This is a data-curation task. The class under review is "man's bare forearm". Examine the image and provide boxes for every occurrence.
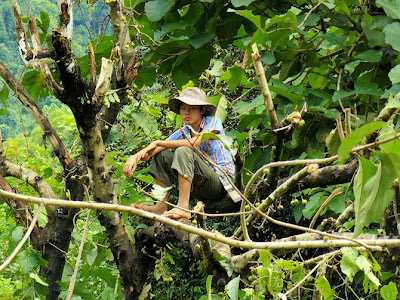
[156,136,201,150]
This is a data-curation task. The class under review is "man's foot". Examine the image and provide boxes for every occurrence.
[163,207,191,220]
[131,203,168,215]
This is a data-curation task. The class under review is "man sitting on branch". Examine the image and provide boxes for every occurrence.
[123,87,235,219]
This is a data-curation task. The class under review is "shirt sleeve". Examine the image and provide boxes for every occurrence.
[204,117,224,134]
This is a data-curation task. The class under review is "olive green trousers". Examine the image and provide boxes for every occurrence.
[148,146,226,202]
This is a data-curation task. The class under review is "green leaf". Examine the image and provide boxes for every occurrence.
[376,0,400,20]
[213,250,234,276]
[215,95,228,123]
[144,0,175,22]
[315,276,334,300]
[353,157,377,226]
[340,247,360,281]
[20,250,39,273]
[91,267,116,288]
[337,121,388,162]
[151,184,172,200]
[354,50,383,63]
[381,282,398,300]
[135,67,156,88]
[356,255,380,287]
[354,152,398,237]
[86,247,98,266]
[207,61,224,77]
[388,65,400,84]
[29,273,48,286]
[12,226,24,241]
[206,275,213,298]
[230,9,262,29]
[383,23,400,52]
[40,11,50,32]
[190,32,215,49]
[231,0,256,7]
[0,80,9,108]
[130,112,159,136]
[226,276,240,300]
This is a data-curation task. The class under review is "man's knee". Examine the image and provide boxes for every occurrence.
[174,146,194,159]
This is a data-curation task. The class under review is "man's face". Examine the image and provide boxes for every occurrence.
[179,103,205,127]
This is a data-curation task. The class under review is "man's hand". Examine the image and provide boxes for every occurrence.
[123,142,159,178]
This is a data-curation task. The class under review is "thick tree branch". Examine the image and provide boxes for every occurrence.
[28,17,63,97]
[13,3,55,66]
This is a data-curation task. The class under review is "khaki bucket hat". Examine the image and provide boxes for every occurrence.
[169,87,217,117]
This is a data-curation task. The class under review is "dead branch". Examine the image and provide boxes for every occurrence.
[251,43,279,129]
[28,17,63,97]
[88,43,97,94]
[57,0,74,40]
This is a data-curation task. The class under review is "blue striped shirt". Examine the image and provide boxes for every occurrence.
[167,117,235,178]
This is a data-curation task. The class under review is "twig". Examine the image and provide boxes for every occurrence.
[2,189,398,250]
[251,43,280,129]
[297,2,322,29]
[309,187,342,229]
[281,250,340,298]
[335,203,354,228]
[0,204,43,271]
[394,187,400,235]
[66,210,91,300]
[345,108,352,136]
[239,164,319,241]
[337,112,345,141]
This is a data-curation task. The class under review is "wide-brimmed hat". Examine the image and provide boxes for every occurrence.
[169,87,217,117]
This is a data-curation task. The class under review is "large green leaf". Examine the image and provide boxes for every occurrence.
[231,0,256,7]
[376,0,400,20]
[226,276,240,300]
[340,247,360,281]
[353,152,399,237]
[144,0,175,22]
[353,157,377,227]
[229,9,262,29]
[315,276,334,300]
[383,22,400,52]
[381,282,398,300]
[337,121,388,162]
[356,255,380,287]
[388,65,400,84]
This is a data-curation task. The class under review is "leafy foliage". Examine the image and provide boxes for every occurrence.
[1,0,400,298]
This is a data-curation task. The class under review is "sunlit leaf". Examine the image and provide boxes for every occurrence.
[356,255,380,287]
[315,276,334,300]
[144,0,175,22]
[381,282,398,300]
[353,152,399,237]
[376,0,400,20]
[383,23,400,52]
[340,247,360,281]
[388,65,400,84]
[29,273,48,286]
[231,0,256,7]
[226,276,240,300]
[338,121,388,162]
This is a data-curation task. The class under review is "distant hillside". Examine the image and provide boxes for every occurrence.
[0,0,111,138]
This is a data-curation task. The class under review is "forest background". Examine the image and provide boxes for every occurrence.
[0,0,400,299]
